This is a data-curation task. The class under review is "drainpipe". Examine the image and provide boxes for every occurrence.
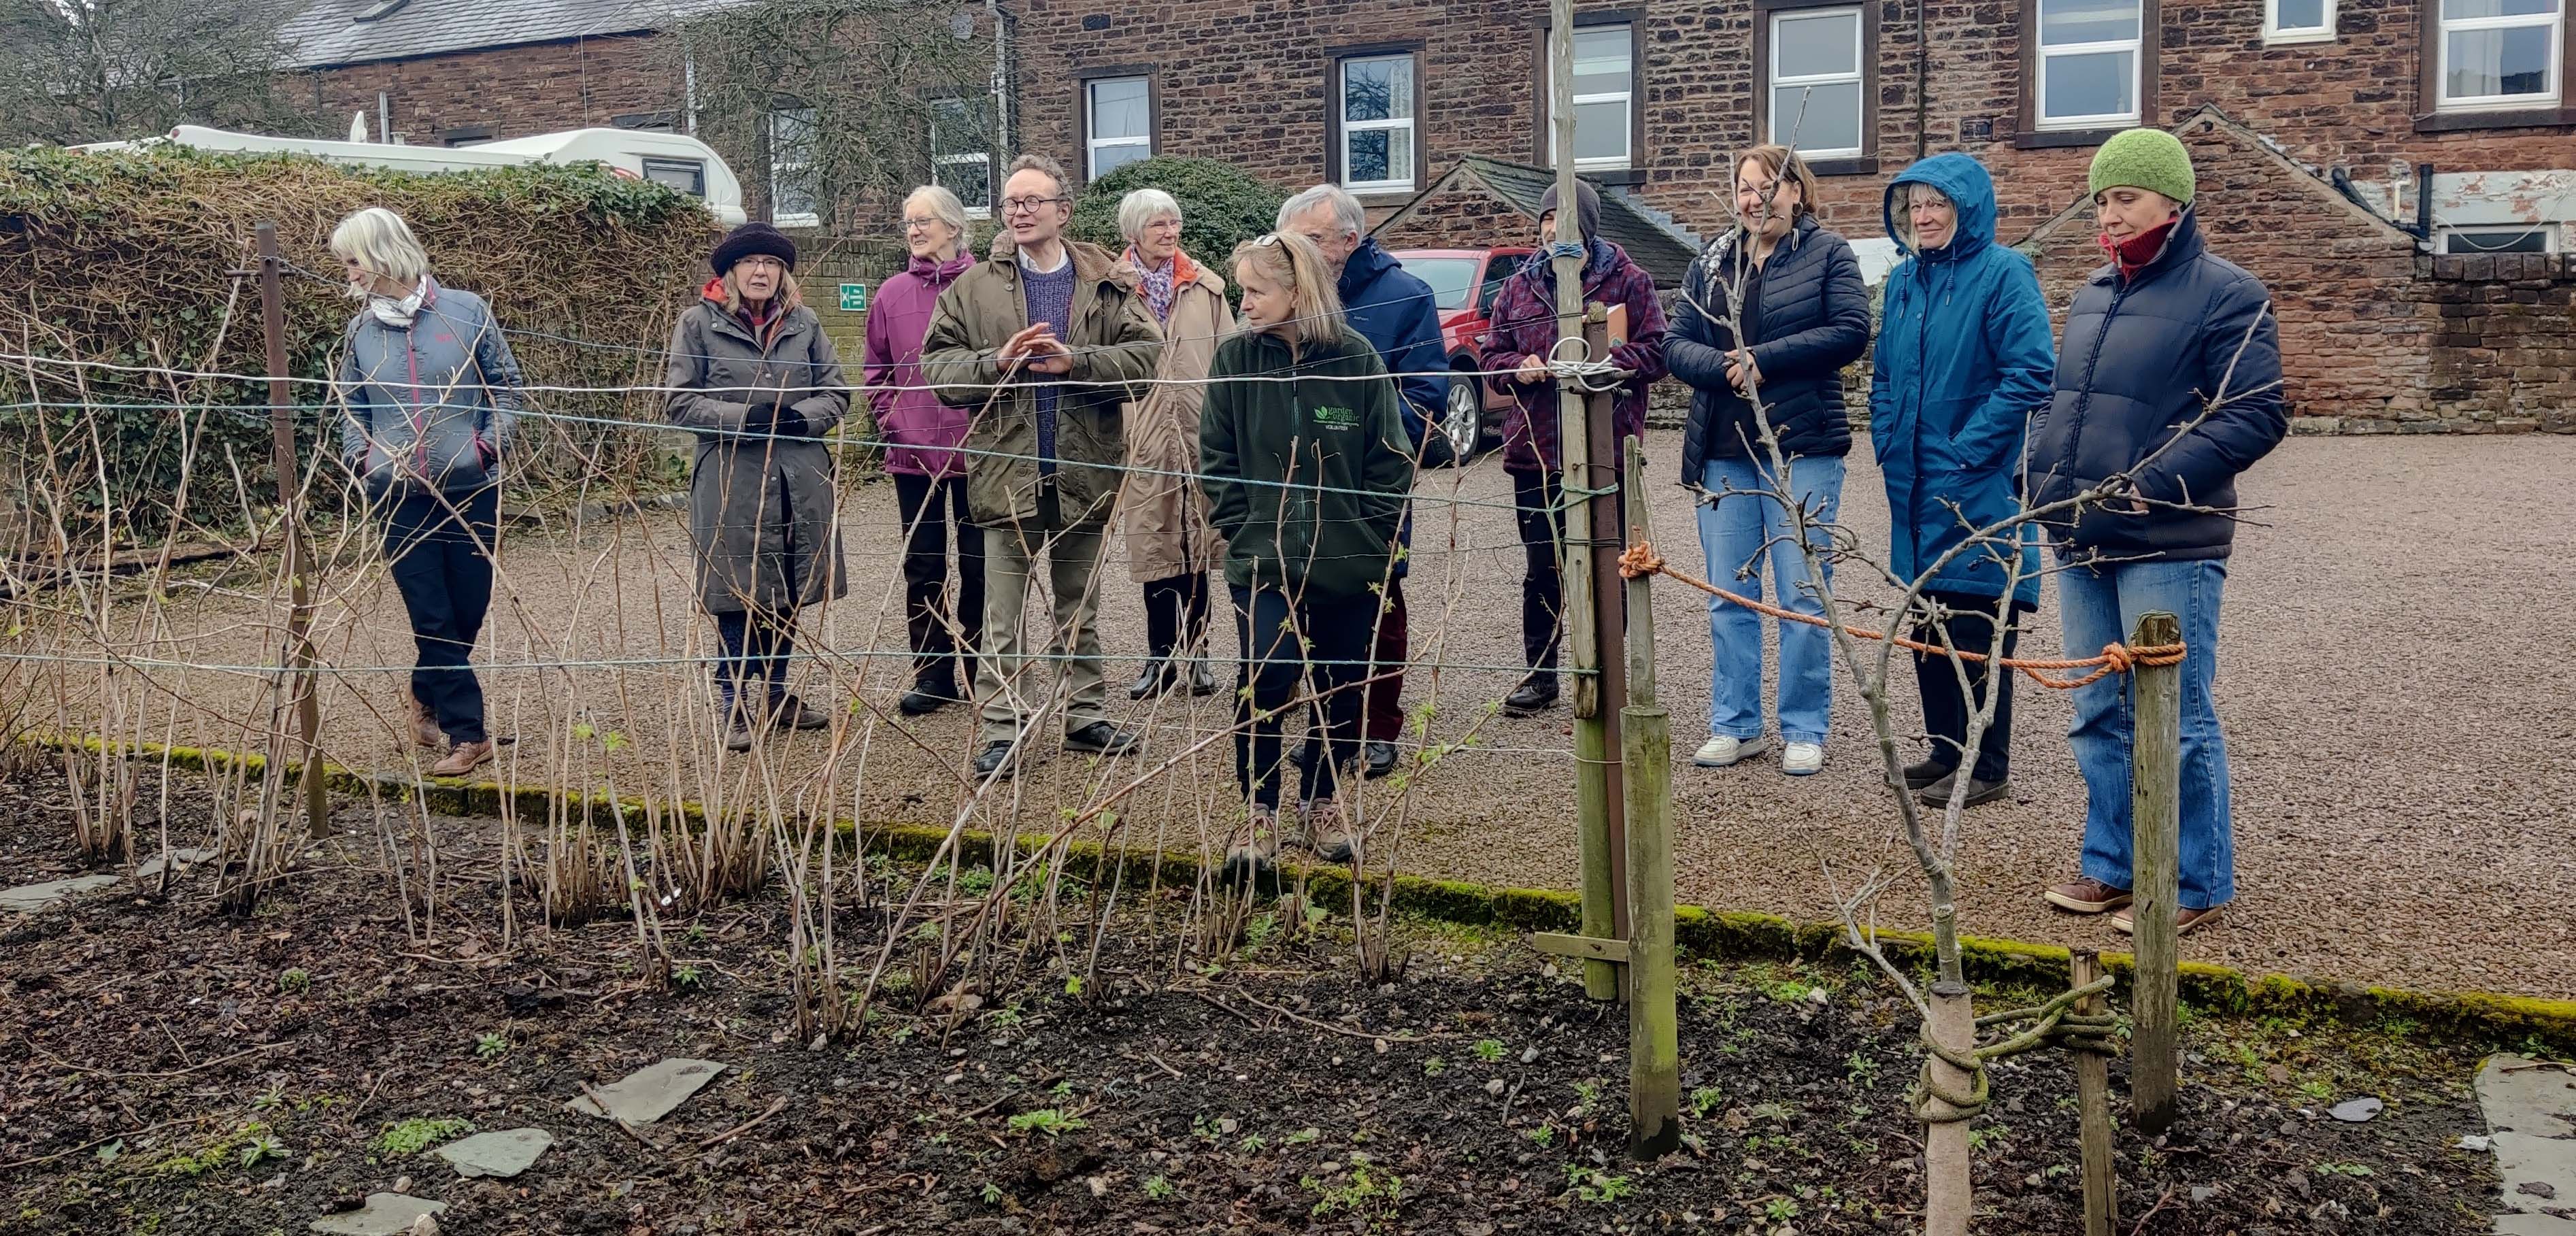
[1915,0,1929,161]
[988,0,1012,155]
[377,90,393,145]
[2413,162,2435,243]
[684,44,700,135]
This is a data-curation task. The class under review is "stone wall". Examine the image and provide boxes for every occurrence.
[2415,254,2576,433]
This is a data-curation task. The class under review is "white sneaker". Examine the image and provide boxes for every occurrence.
[1781,741,1826,776]
[1691,734,1771,767]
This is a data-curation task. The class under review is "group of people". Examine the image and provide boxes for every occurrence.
[330,126,2282,931]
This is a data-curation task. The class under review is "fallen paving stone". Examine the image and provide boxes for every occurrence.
[2328,1097,2383,1122]
[2476,1055,2576,1235]
[133,847,216,880]
[310,1193,447,1235]
[565,1058,726,1124]
[0,874,121,914]
[432,1128,552,1178]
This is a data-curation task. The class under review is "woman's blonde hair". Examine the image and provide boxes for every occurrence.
[720,267,804,317]
[329,207,432,297]
[1230,231,1342,352]
[1732,144,1822,223]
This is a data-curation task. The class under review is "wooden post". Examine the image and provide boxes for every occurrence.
[1922,980,1978,1236]
[2128,610,2183,1133]
[257,224,330,840]
[2071,949,2118,1236]
[1620,435,1678,1158]
[1550,0,1626,1003]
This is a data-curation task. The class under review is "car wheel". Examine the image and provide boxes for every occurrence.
[1440,373,1483,467]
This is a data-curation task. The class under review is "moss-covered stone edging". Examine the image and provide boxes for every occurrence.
[30,731,2576,1052]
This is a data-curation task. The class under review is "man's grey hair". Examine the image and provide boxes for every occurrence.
[1003,152,1069,195]
[1117,188,1183,244]
[1277,184,1365,239]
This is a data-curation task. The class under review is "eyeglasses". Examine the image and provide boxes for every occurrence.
[999,195,1068,216]
[1252,233,1284,248]
[737,256,787,271]
[901,217,943,231]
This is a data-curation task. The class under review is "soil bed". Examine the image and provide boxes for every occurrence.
[0,767,2509,1235]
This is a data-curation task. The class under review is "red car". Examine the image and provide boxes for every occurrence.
[1392,246,1533,465]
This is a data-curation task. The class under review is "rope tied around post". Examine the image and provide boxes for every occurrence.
[1616,540,2185,689]
[1909,975,2120,1124]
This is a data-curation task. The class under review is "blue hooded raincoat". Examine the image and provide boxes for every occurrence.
[1869,153,2055,607]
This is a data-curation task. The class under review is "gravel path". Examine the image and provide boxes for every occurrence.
[15,430,2573,999]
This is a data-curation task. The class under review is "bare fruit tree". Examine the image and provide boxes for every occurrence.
[0,0,316,146]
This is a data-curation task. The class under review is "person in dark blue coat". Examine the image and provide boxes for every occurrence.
[2029,129,2287,937]
[1667,146,1871,778]
[1869,153,2056,811]
[1279,184,1443,780]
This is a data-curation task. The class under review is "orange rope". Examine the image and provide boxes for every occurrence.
[1617,541,2184,690]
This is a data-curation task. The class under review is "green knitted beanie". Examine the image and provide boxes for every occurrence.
[2088,129,2196,205]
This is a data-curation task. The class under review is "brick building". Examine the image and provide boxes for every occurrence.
[269,0,2576,427]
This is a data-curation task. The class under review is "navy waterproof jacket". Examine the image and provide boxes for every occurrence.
[1870,154,2054,607]
[2025,207,2286,562]
[1669,214,1871,483]
[1336,237,1443,578]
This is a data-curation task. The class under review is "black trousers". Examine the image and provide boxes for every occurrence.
[1509,468,1627,675]
[1233,584,1372,809]
[385,486,498,744]
[715,607,797,711]
[893,471,984,689]
[1142,569,1211,660]
[1911,589,2022,783]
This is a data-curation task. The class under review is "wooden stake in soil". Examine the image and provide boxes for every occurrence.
[1619,435,1679,1158]
[1923,980,1978,1236]
[2126,610,2183,1133]
[2071,948,2118,1236]
[256,222,329,841]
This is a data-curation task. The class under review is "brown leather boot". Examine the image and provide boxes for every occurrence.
[407,692,444,749]
[2042,876,2132,914]
[2112,904,2224,935]
[429,739,494,778]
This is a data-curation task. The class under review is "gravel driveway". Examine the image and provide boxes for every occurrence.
[15,429,2573,999]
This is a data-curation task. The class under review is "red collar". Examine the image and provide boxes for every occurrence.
[2098,218,2178,282]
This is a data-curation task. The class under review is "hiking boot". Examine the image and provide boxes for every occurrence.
[769,695,831,731]
[1918,771,2011,809]
[405,692,444,749]
[1902,757,1954,791]
[1302,797,1358,864]
[1221,805,1282,884]
[429,738,494,778]
[972,740,1018,781]
[2043,876,2133,914]
[1362,740,1397,780]
[1692,734,1771,768]
[721,707,758,753]
[1781,741,1826,776]
[899,673,961,716]
[1502,676,1559,717]
[1064,720,1141,756]
[1188,658,1220,697]
[2111,903,2226,936]
[1128,658,1176,700]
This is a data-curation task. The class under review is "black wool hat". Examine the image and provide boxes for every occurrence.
[710,222,798,275]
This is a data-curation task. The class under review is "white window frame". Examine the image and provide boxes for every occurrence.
[1084,76,1154,180]
[1765,8,1866,156]
[1547,23,1637,171]
[2439,222,2561,252]
[929,97,993,220]
[2264,0,2337,42]
[2435,0,2564,111]
[767,106,820,229]
[2034,0,2145,129]
[1338,54,1418,193]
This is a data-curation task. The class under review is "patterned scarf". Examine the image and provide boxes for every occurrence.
[1129,248,1178,324]
[367,275,434,329]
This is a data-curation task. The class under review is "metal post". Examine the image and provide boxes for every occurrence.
[2128,610,2183,1133]
[258,223,329,839]
[1620,435,1678,1158]
[2071,948,2118,1236]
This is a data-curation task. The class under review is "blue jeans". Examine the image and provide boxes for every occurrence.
[2059,558,2234,909]
[1695,455,1845,746]
[714,608,797,714]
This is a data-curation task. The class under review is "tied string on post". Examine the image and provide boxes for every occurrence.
[1616,539,2186,690]
[1910,974,2119,1124]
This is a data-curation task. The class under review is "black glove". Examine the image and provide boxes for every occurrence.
[742,398,780,439]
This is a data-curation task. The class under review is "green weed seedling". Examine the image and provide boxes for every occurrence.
[1571,1079,1603,1115]
[1472,1039,1505,1063]
[371,1116,473,1158]
[1422,1056,1446,1077]
[1525,1125,1557,1148]
[1565,1165,1635,1203]
[1303,1157,1404,1227]
[979,1182,1003,1205]
[277,969,310,995]
[2315,1162,2375,1177]
[1143,1175,1175,1201]
[1765,1197,1803,1222]
[1690,1086,1725,1118]
[474,1032,509,1060]
[1006,1109,1086,1137]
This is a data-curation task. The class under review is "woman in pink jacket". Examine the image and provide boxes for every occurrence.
[865,185,983,716]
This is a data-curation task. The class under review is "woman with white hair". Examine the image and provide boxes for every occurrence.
[1114,188,1235,699]
[865,185,983,716]
[331,205,523,778]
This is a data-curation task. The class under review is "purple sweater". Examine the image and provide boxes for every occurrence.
[863,251,976,478]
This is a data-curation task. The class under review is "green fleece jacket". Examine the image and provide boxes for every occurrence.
[1199,324,1416,597]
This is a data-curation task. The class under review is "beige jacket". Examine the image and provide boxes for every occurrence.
[1118,254,1234,582]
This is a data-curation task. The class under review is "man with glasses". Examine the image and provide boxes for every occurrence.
[922,154,1164,780]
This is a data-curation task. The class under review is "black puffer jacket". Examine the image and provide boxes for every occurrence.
[1669,214,1871,482]
[2026,207,2286,562]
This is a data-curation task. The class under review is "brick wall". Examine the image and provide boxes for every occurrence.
[309,35,674,148]
[2420,254,2576,433]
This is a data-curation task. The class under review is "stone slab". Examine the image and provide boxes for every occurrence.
[432,1127,552,1178]
[564,1058,726,1124]
[134,847,216,879]
[2477,1054,2576,1235]
[310,1193,448,1235]
[0,874,120,914]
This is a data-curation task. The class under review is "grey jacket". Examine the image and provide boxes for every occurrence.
[337,283,522,499]
[663,295,850,615]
